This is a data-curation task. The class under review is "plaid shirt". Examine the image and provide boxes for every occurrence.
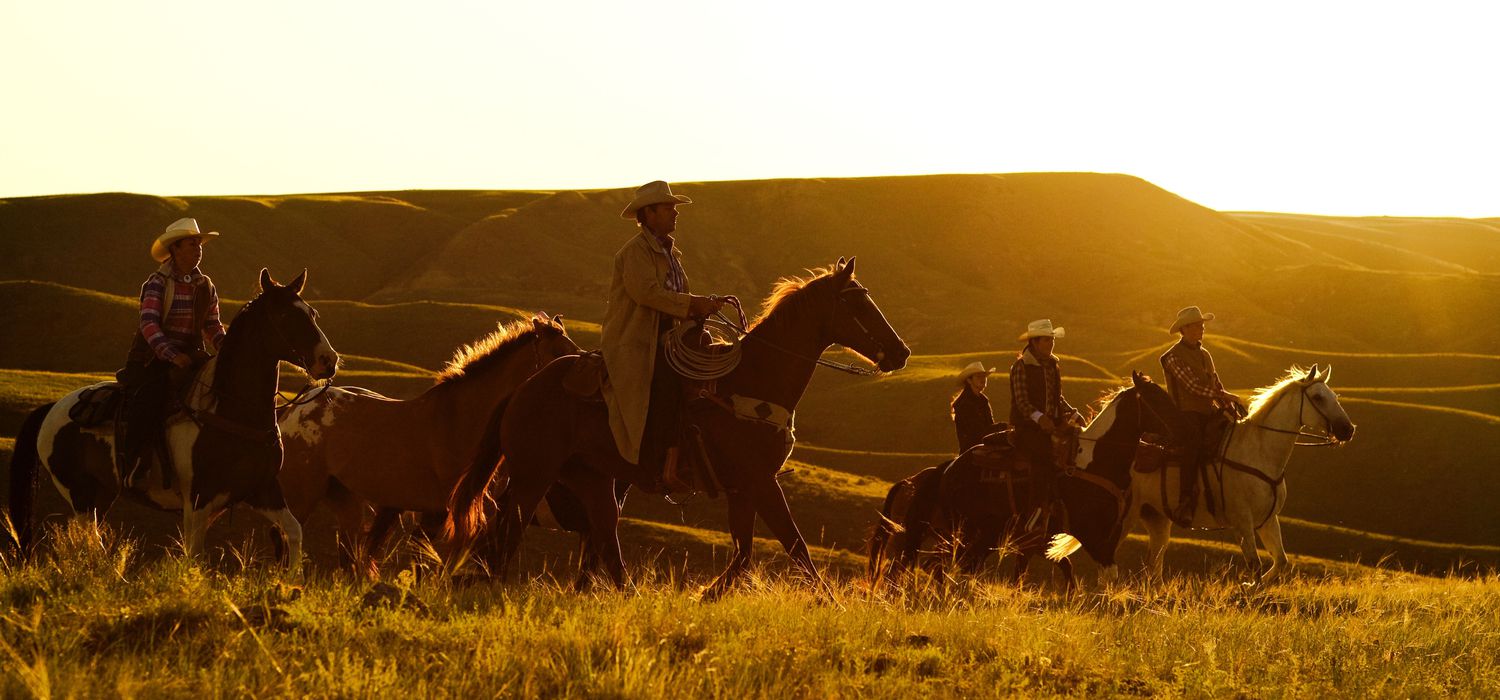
[139,263,225,361]
[1162,343,1223,400]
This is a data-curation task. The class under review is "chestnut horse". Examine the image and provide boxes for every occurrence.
[8,270,337,567]
[449,258,909,596]
[276,313,578,573]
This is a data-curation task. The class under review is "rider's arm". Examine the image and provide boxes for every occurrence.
[201,281,226,352]
[620,243,692,318]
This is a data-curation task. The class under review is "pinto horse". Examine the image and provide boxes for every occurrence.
[448,257,909,595]
[7,270,337,566]
[276,313,579,574]
[1123,364,1355,582]
[869,372,1187,590]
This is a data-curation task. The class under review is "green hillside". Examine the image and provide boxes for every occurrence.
[2,174,1497,572]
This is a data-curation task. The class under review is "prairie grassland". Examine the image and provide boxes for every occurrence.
[2,521,1496,699]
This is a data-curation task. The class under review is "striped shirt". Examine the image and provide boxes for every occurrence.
[139,264,225,361]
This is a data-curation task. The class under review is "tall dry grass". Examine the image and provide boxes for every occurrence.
[1,520,1495,698]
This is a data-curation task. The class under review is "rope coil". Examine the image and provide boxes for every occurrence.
[662,297,747,381]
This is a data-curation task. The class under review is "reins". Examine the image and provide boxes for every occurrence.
[663,288,887,381]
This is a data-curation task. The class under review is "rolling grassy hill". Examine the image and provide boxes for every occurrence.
[2,174,1497,574]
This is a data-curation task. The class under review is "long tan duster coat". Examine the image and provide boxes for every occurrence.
[602,230,692,464]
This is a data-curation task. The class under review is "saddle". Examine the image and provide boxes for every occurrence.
[561,350,608,399]
[69,384,126,427]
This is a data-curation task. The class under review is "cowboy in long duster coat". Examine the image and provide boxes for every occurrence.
[602,228,692,464]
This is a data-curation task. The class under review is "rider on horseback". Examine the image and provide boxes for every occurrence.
[952,361,1006,453]
[1160,305,1247,524]
[602,181,726,492]
[1008,319,1080,529]
[117,218,225,487]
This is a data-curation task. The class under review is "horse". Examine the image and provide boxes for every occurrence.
[275,313,579,575]
[448,257,910,596]
[6,269,338,567]
[1122,364,1356,582]
[869,371,1188,590]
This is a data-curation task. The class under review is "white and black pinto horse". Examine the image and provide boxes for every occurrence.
[6,269,338,568]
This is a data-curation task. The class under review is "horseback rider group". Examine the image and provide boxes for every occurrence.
[116,180,1241,517]
[948,311,1246,529]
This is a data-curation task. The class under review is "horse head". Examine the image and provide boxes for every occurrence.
[531,312,582,360]
[824,257,910,372]
[1301,364,1356,443]
[252,268,339,380]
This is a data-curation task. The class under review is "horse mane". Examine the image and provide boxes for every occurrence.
[212,291,270,394]
[1081,384,1132,427]
[751,266,842,330]
[1244,365,1308,423]
[435,317,545,385]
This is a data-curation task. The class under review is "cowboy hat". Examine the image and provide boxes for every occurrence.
[1168,306,1216,334]
[151,217,219,262]
[956,361,993,384]
[620,180,692,219]
[1018,319,1065,341]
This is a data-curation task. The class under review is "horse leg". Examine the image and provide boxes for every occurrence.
[484,471,552,581]
[1231,519,1263,582]
[1140,505,1173,580]
[749,475,827,593]
[255,507,304,575]
[1256,515,1289,582]
[960,523,1001,578]
[323,489,371,575]
[564,473,626,591]
[702,489,756,600]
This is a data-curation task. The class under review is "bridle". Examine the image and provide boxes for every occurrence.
[1248,382,1344,447]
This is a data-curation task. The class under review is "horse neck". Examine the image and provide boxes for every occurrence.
[725,313,826,410]
[213,317,282,426]
[1078,394,1136,483]
[1229,386,1301,474]
[422,335,538,440]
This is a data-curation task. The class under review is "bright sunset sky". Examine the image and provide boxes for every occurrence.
[3,1,1496,216]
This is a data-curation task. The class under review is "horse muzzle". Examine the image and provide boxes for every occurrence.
[877,345,911,372]
[1333,421,1356,444]
[310,352,339,380]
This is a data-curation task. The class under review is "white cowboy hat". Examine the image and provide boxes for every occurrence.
[151,217,219,262]
[956,361,993,384]
[619,180,692,219]
[1169,306,1216,334]
[1018,319,1065,341]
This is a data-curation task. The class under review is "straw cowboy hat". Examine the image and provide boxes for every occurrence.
[1018,319,1065,342]
[151,217,219,262]
[956,361,994,385]
[1168,306,1216,334]
[619,180,692,219]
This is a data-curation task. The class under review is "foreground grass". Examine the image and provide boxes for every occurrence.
[1,522,1496,698]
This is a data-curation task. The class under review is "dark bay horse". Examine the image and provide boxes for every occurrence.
[868,372,1187,590]
[276,313,579,574]
[7,270,338,567]
[449,257,909,595]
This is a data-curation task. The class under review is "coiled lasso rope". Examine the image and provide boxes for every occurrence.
[662,295,747,381]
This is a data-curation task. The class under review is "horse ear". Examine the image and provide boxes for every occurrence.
[258,268,276,293]
[1131,370,1144,387]
[1319,365,1333,383]
[1306,364,1320,382]
[551,314,565,331]
[836,256,846,269]
[844,256,856,276]
[287,269,307,295]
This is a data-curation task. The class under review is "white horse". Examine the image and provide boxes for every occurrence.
[1121,364,1356,581]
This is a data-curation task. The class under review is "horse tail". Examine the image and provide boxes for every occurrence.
[444,395,511,547]
[6,403,53,558]
[866,477,911,583]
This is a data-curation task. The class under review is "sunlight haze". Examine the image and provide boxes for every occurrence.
[2,0,1496,216]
